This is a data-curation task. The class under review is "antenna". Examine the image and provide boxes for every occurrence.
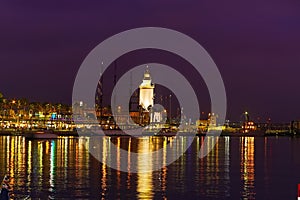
[113,61,117,119]
[129,71,133,111]
[100,62,104,122]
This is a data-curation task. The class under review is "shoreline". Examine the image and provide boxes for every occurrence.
[0,129,298,137]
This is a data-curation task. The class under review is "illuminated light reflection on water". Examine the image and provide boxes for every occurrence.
[0,136,300,199]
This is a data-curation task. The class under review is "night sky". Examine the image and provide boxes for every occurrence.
[0,1,300,122]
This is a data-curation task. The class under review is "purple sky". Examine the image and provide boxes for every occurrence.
[0,1,300,122]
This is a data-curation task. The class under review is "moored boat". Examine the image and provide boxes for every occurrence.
[23,130,58,139]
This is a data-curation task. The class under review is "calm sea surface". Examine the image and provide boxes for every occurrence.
[0,135,300,199]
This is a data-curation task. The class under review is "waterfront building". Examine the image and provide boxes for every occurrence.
[208,113,217,127]
[138,67,154,125]
[138,67,166,126]
[139,67,154,111]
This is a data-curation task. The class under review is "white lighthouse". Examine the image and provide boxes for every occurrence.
[139,67,154,111]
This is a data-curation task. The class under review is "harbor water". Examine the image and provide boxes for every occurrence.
[0,135,300,199]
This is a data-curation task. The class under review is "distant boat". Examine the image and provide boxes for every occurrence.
[23,130,58,139]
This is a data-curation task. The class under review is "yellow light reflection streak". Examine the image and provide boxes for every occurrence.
[38,141,43,186]
[137,138,153,199]
[27,140,32,186]
[127,138,131,190]
[241,137,255,199]
[101,137,107,198]
[116,137,121,189]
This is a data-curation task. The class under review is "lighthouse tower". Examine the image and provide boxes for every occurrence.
[139,67,154,111]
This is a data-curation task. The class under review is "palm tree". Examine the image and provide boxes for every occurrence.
[19,98,29,118]
[2,99,9,122]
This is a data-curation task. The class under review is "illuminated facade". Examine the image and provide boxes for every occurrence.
[139,67,154,111]
[208,113,217,127]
